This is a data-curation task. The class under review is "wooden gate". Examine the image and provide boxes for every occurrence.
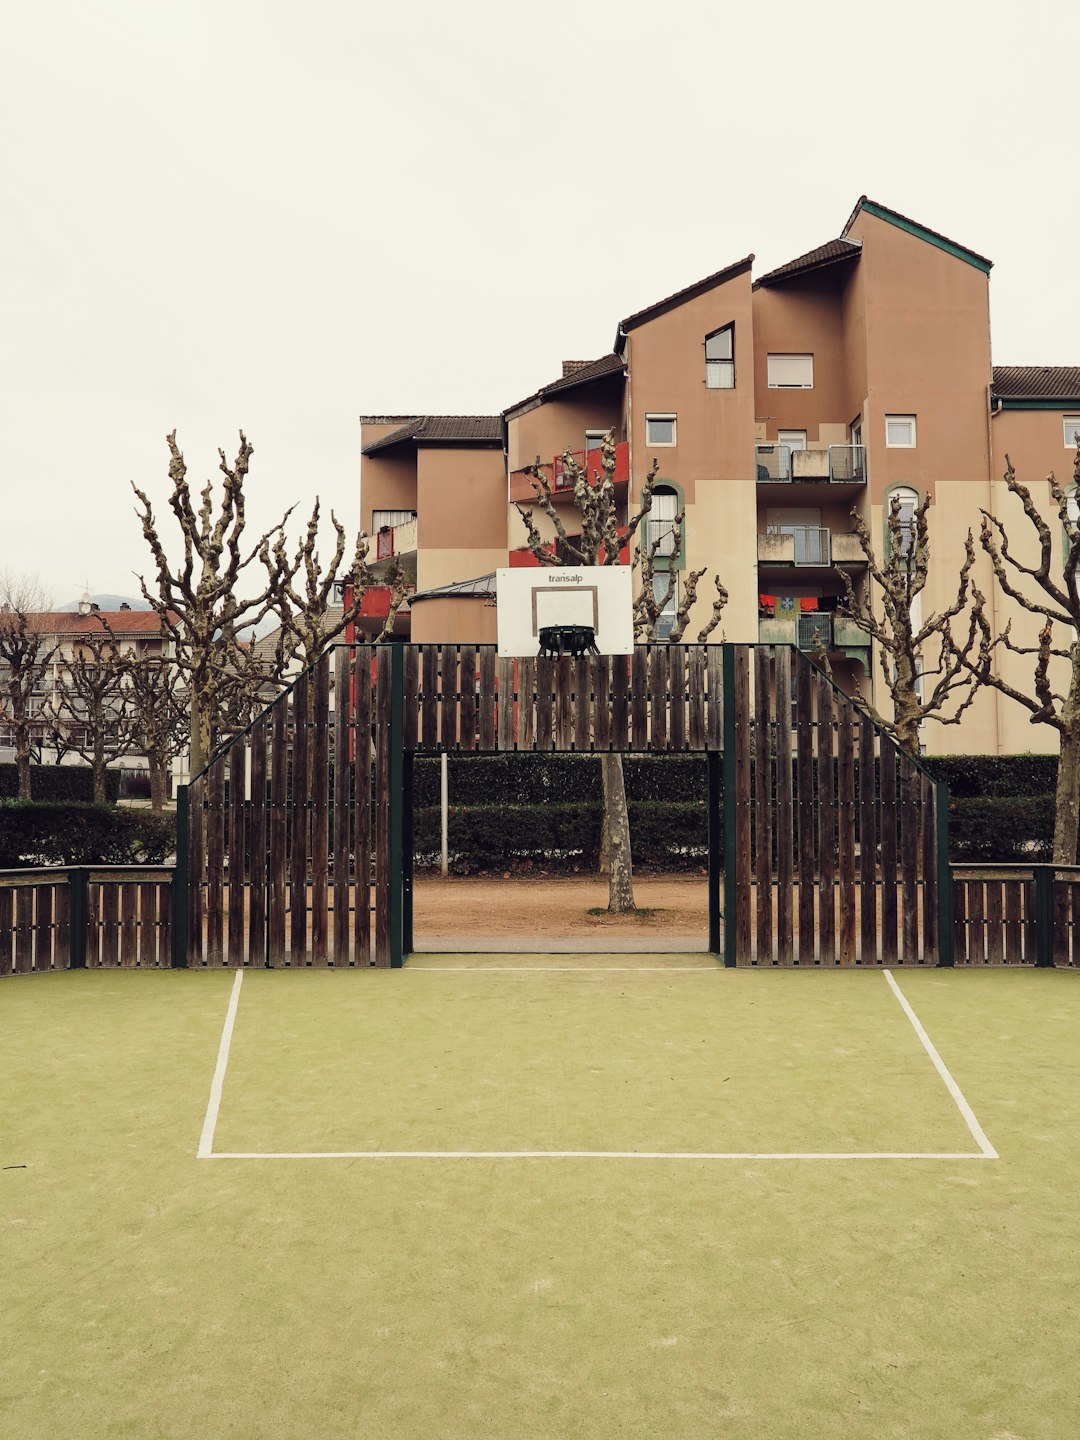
[178,643,948,969]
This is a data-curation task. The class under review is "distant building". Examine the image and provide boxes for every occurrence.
[360,197,1080,756]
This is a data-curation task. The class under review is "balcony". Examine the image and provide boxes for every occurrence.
[754,444,867,499]
[374,516,418,562]
[510,441,630,503]
[758,527,867,570]
[757,612,871,662]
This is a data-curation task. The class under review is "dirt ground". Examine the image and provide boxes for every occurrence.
[411,873,709,947]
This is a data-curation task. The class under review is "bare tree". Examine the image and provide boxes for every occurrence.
[833,491,980,755]
[49,620,137,803]
[965,446,1080,862]
[517,433,727,912]
[276,499,411,670]
[135,434,409,779]
[121,650,189,814]
[133,431,293,776]
[0,573,57,799]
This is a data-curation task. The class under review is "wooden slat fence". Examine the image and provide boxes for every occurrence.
[1,867,173,974]
[734,648,942,965]
[183,641,947,969]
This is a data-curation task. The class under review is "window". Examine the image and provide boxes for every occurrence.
[885,415,917,448]
[886,486,919,558]
[645,414,677,447]
[584,430,607,455]
[767,354,814,389]
[653,571,680,640]
[705,326,734,388]
[1064,417,1080,449]
[778,430,807,452]
[648,486,680,560]
[372,509,416,530]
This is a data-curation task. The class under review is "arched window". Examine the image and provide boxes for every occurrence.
[884,485,919,559]
[648,482,685,567]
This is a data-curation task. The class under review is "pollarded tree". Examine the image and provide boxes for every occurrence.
[965,445,1080,862]
[133,431,292,776]
[121,649,190,814]
[275,498,411,671]
[49,619,138,803]
[0,573,58,799]
[834,490,981,755]
[135,431,402,778]
[517,432,727,912]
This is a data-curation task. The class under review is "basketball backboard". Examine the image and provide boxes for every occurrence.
[495,566,634,657]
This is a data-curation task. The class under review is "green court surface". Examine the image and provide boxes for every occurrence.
[3,963,1079,1439]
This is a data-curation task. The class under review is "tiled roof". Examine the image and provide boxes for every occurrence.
[754,238,861,289]
[409,573,496,603]
[992,367,1080,401]
[617,255,755,337]
[26,610,172,635]
[362,415,503,456]
[504,353,625,418]
[843,196,993,272]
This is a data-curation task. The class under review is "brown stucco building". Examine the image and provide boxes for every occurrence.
[360,197,1080,756]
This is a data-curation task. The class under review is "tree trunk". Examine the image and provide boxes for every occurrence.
[601,752,635,913]
[1052,652,1080,865]
[149,758,168,816]
[189,692,209,779]
[15,731,32,800]
[93,738,107,806]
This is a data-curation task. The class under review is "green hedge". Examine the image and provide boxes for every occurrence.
[922,753,1057,799]
[0,803,175,868]
[413,800,708,874]
[946,795,1054,862]
[0,763,122,803]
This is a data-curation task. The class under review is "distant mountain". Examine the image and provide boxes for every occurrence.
[57,594,150,613]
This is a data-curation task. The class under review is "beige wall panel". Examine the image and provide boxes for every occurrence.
[360,450,418,533]
[684,479,759,641]
[411,597,498,645]
[417,549,507,594]
[416,449,507,550]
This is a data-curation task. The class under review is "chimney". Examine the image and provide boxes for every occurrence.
[561,361,591,378]
[120,602,131,610]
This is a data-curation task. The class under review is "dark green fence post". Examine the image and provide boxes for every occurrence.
[722,644,737,967]
[68,867,88,969]
[708,750,722,957]
[389,645,405,968]
[402,749,414,957]
[1035,864,1055,967]
[172,784,189,969]
[935,782,954,967]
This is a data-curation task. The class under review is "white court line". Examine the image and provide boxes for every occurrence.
[208,1149,994,1162]
[406,966,719,972]
[883,969,998,1160]
[197,968,244,1159]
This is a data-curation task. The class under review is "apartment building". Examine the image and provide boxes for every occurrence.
[360,197,1080,756]
[0,601,175,776]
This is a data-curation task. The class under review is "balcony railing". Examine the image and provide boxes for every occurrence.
[763,525,831,566]
[374,516,418,561]
[758,613,870,655]
[510,441,629,502]
[755,443,867,485]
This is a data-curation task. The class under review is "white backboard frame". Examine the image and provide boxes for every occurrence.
[495,566,634,657]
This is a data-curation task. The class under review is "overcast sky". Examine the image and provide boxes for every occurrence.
[2,0,1078,606]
